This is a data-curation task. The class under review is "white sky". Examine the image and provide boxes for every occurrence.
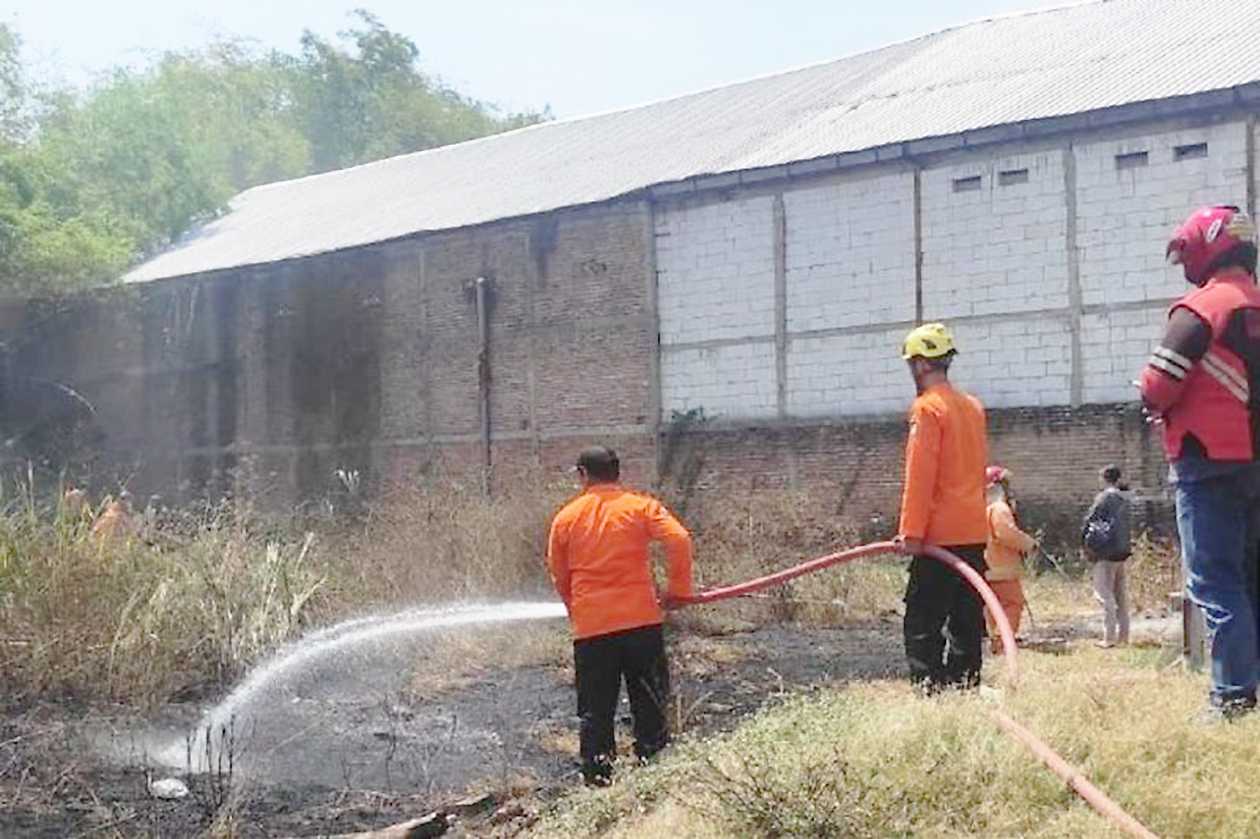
[7,0,1077,118]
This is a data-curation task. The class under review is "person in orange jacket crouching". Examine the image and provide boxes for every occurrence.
[894,323,990,693]
[984,466,1036,654]
[546,446,694,787]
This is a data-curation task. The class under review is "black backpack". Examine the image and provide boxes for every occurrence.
[1082,517,1115,556]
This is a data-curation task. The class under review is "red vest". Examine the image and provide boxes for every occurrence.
[1162,275,1260,461]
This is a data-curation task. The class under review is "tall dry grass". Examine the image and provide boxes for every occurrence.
[1125,531,1182,613]
[0,463,1180,709]
[0,483,325,707]
[676,489,905,628]
[320,476,573,608]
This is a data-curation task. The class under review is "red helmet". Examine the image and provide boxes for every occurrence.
[985,465,1012,486]
[1166,205,1257,286]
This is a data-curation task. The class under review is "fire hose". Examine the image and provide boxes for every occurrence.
[674,540,1159,839]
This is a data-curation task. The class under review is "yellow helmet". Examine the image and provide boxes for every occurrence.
[901,323,956,360]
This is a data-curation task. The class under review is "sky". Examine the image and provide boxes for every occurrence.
[6,0,1077,119]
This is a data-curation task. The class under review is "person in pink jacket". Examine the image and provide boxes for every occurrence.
[984,466,1036,654]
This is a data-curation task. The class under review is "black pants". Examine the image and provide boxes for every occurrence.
[903,545,987,692]
[573,624,669,779]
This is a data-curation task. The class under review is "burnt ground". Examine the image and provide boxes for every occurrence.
[0,619,905,838]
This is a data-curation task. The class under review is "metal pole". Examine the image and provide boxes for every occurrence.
[475,277,491,497]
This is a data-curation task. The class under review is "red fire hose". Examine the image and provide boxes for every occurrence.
[674,541,1159,839]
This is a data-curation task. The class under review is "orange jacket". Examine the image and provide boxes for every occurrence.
[898,383,988,547]
[985,499,1035,581]
[546,483,694,640]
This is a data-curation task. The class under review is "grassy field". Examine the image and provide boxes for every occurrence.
[529,641,1254,839]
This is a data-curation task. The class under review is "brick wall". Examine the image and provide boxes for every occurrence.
[1,203,658,504]
[662,403,1173,547]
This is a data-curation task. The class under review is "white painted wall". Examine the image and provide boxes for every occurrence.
[655,117,1254,420]
[784,171,916,331]
[1080,307,1169,405]
[660,342,777,419]
[948,317,1074,408]
[1075,122,1249,308]
[921,150,1069,318]
[655,196,776,345]
[787,327,911,417]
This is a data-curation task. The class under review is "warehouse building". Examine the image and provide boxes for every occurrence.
[5,0,1260,525]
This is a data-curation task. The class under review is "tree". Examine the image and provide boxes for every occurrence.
[285,9,541,173]
[0,12,548,299]
[0,24,28,143]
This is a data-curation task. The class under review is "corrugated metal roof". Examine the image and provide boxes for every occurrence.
[127,0,1260,282]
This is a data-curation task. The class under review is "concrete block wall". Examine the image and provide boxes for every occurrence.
[654,115,1258,423]
[1079,307,1169,405]
[948,316,1074,408]
[661,343,777,419]
[1074,121,1252,403]
[3,203,660,503]
[787,327,908,417]
[1075,122,1249,308]
[784,172,916,331]
[655,196,776,344]
[921,150,1069,318]
[655,194,779,420]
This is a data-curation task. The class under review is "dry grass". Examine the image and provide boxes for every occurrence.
[1125,531,1183,614]
[0,463,1183,715]
[321,476,574,609]
[0,486,325,707]
[0,472,572,708]
[531,643,1255,839]
[673,489,906,628]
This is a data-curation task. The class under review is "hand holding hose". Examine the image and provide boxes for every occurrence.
[893,535,923,556]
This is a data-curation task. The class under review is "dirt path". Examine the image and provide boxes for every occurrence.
[0,620,905,837]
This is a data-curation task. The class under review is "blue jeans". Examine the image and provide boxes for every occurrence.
[1174,462,1260,705]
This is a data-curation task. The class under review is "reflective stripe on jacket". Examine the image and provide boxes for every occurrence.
[547,484,693,640]
[1140,271,1260,461]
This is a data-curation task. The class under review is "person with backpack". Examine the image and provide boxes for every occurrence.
[1083,465,1132,648]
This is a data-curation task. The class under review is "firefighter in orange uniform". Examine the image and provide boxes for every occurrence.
[894,323,990,692]
[546,446,694,786]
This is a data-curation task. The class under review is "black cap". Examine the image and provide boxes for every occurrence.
[576,446,620,482]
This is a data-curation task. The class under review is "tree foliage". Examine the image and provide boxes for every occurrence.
[0,11,546,298]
